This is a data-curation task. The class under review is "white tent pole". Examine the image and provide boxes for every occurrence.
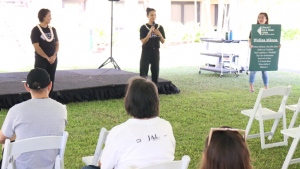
[144,0,147,9]
[206,0,212,28]
[223,0,228,32]
[195,0,197,23]
[217,0,224,39]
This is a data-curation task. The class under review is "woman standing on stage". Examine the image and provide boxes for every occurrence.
[30,8,59,97]
[140,7,165,86]
[248,12,280,93]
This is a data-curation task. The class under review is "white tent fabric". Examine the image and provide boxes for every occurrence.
[148,0,171,24]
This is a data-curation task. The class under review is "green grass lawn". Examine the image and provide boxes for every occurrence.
[1,66,300,168]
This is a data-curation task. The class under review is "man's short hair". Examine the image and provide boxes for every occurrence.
[30,86,48,94]
[125,77,159,118]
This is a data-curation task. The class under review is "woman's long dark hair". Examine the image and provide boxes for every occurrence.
[257,12,269,24]
[146,7,156,16]
[200,126,252,169]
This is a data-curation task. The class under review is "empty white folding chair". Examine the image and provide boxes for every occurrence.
[241,85,292,149]
[137,155,190,169]
[2,131,68,169]
[82,127,109,166]
[281,126,300,169]
[286,98,300,129]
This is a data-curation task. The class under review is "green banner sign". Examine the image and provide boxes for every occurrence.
[249,24,281,71]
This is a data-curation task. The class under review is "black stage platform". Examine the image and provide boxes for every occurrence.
[0,69,180,109]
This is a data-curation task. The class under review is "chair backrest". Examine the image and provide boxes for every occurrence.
[137,155,190,169]
[92,127,110,165]
[2,131,68,169]
[260,85,292,99]
[296,98,300,111]
[253,85,292,112]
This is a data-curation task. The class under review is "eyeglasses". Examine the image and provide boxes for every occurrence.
[208,128,246,146]
[257,17,266,19]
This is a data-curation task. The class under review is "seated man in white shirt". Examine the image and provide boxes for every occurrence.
[82,77,176,169]
[0,68,67,169]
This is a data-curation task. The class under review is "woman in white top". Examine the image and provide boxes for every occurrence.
[82,77,176,169]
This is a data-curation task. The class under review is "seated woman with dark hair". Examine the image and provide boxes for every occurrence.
[82,77,175,169]
[200,126,253,169]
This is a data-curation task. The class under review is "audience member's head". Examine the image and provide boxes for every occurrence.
[200,126,252,169]
[25,68,52,97]
[125,77,159,119]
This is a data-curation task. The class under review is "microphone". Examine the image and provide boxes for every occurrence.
[153,21,155,29]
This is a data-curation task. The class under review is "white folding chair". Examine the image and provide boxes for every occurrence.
[241,85,292,149]
[137,155,190,169]
[2,131,68,169]
[286,98,300,129]
[281,126,300,169]
[82,127,109,166]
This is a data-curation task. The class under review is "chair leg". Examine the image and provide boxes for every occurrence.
[289,110,299,129]
[282,113,288,145]
[259,118,266,149]
[245,116,255,139]
[268,118,280,140]
[282,137,300,169]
